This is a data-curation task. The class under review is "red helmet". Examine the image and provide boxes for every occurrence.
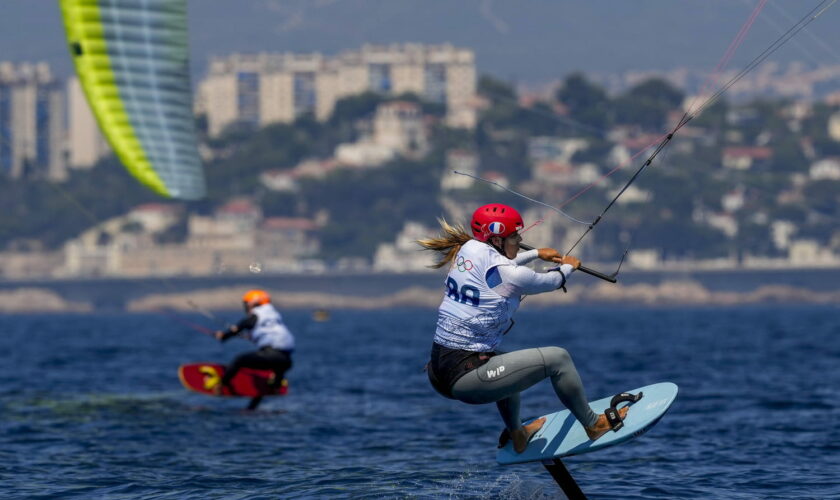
[470,204,524,242]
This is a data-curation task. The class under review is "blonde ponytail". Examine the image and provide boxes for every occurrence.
[417,218,473,269]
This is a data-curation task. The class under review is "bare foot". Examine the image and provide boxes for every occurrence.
[511,417,546,453]
[585,406,629,441]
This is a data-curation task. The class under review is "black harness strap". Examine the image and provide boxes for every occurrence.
[604,391,644,432]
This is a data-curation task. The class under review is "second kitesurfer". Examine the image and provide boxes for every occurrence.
[213,290,294,396]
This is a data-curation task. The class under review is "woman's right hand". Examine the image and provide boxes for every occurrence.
[537,247,562,262]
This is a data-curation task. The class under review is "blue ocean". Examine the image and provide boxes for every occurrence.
[2,305,839,499]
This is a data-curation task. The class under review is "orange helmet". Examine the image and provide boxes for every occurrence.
[242,290,271,309]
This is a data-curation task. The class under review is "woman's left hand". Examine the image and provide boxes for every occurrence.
[537,248,563,262]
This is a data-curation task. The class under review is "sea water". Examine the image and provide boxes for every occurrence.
[1,306,838,499]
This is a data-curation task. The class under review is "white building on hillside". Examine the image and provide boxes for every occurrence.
[528,137,589,163]
[441,149,478,190]
[336,101,428,167]
[187,199,261,250]
[809,158,840,180]
[788,239,837,266]
[373,221,436,272]
[372,101,429,157]
[828,111,840,141]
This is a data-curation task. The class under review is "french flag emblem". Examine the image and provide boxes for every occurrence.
[488,222,506,234]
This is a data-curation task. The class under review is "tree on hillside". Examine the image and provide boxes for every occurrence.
[202,122,314,203]
[768,135,808,173]
[328,92,385,125]
[734,99,788,144]
[556,73,609,115]
[476,76,521,129]
[391,92,447,117]
[0,157,156,249]
[614,78,684,130]
[803,180,840,217]
[627,78,683,108]
[733,221,775,258]
[555,73,611,132]
[800,102,837,140]
[478,75,516,106]
[260,191,302,218]
[299,158,442,260]
[691,98,728,131]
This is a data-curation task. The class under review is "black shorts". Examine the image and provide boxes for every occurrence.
[427,342,494,399]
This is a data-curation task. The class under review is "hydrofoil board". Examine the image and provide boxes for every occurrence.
[497,382,677,465]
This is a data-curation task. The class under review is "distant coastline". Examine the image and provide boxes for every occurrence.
[1,269,839,313]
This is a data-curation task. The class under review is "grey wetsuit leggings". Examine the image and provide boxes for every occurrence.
[451,347,599,430]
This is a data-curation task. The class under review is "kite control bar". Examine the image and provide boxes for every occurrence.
[519,243,618,284]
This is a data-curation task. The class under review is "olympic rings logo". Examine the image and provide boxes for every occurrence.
[456,256,474,272]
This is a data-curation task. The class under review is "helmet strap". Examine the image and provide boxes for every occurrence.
[488,236,505,255]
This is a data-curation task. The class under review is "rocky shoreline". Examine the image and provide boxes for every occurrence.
[0,288,93,313]
[133,280,840,312]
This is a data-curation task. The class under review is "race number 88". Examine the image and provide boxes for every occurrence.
[446,277,480,306]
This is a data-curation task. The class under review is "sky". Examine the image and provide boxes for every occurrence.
[2,0,840,84]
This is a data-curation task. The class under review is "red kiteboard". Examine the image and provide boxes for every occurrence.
[178,363,289,397]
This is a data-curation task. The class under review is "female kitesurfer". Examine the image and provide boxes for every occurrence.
[419,203,627,453]
[213,290,294,396]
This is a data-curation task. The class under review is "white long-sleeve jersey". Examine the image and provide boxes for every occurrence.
[433,241,573,352]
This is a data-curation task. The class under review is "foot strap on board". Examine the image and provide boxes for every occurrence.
[604,392,643,432]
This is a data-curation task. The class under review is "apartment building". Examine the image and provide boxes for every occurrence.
[198,43,477,137]
[66,76,110,169]
[0,62,65,181]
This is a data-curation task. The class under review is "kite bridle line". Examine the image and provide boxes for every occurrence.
[459,0,837,283]
[564,0,837,261]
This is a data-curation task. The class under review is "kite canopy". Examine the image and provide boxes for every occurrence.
[60,0,206,200]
